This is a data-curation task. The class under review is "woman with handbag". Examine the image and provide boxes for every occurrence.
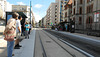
[3,12,19,57]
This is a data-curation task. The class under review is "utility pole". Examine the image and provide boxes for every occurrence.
[30,1,32,24]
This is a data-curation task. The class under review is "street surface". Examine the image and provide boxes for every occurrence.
[34,28,87,57]
[0,28,100,57]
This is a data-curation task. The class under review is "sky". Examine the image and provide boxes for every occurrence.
[7,0,55,22]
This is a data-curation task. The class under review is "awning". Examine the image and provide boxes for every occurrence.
[6,12,27,18]
[17,12,27,18]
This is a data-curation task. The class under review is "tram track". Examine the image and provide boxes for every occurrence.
[37,30,75,57]
[44,29,100,57]
[38,31,47,57]
[41,30,75,57]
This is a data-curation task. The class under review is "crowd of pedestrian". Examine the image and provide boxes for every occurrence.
[3,12,32,57]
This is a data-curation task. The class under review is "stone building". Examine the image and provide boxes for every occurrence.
[72,0,85,32]
[72,0,100,36]
[64,0,72,22]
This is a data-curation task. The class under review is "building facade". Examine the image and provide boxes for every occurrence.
[72,0,85,31]
[46,3,58,28]
[0,0,7,19]
[55,0,68,23]
[71,0,100,36]
[64,0,72,22]
[43,16,47,28]
[12,5,34,23]
[0,5,3,18]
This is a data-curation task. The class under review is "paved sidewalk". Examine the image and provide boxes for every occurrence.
[0,35,7,57]
[0,29,36,57]
[13,29,36,57]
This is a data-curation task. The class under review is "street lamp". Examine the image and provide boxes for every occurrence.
[30,1,32,25]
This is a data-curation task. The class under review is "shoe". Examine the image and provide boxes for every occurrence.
[28,36,29,39]
[18,45,22,47]
[14,47,20,49]
[12,54,14,56]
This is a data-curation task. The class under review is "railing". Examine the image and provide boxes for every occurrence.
[86,24,92,29]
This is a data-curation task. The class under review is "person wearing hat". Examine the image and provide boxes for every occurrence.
[3,12,19,57]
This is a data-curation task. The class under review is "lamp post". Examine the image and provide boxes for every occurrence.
[30,1,32,24]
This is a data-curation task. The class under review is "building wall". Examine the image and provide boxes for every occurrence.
[46,8,50,28]
[12,5,34,23]
[71,0,100,35]
[84,0,100,30]
[72,0,85,30]
[43,16,46,28]
[46,3,58,27]
[0,0,7,19]
[0,5,3,18]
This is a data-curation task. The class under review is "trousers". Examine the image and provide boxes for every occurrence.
[7,40,14,57]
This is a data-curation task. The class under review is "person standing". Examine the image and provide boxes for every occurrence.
[28,23,31,34]
[25,22,30,39]
[3,12,19,57]
[65,24,68,31]
[14,15,22,49]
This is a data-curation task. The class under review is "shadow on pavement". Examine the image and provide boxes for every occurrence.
[0,47,6,49]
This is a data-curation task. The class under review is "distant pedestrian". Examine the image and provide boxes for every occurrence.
[55,27,58,31]
[25,22,30,39]
[28,23,31,34]
[65,24,68,31]
[22,23,26,36]
[3,12,19,57]
[14,15,22,49]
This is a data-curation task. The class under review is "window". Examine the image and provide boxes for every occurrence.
[73,8,75,15]
[79,17,82,25]
[79,7,82,14]
[73,17,75,22]
[80,0,83,4]
[74,0,76,6]
[87,4,93,13]
[55,15,57,17]
[86,17,92,24]
[65,12,67,17]
[91,4,93,12]
[87,0,89,3]
[87,0,93,3]
[86,6,88,13]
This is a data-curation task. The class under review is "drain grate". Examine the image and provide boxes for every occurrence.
[46,41,51,43]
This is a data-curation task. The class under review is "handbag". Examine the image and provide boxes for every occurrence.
[4,30,15,41]
[4,19,16,41]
